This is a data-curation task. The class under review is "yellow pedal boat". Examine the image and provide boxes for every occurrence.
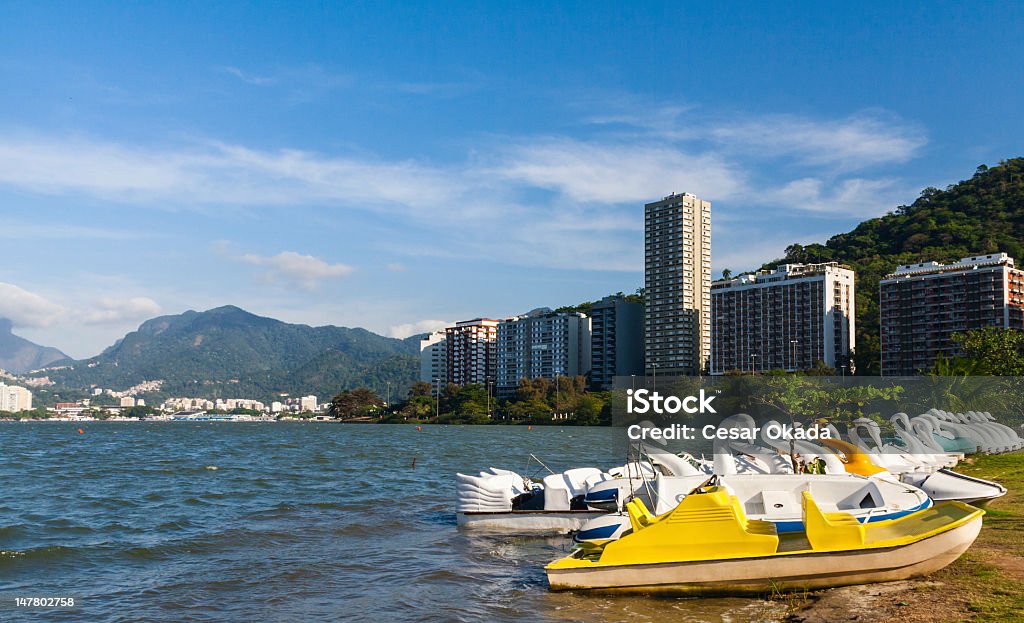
[546,486,983,594]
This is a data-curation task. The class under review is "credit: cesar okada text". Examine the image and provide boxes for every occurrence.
[624,388,833,442]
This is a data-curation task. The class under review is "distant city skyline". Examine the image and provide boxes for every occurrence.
[2,2,1023,358]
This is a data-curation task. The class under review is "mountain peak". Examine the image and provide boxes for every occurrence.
[0,319,70,374]
[207,304,249,315]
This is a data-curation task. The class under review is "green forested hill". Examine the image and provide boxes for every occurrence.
[33,305,418,401]
[762,158,1024,374]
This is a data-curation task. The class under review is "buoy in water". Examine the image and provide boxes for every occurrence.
[416,426,421,431]
[528,425,532,430]
[77,428,84,434]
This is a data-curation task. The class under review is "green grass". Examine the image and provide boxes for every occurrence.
[920,453,1024,621]
[783,452,1024,622]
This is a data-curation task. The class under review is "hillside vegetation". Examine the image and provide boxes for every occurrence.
[33,306,418,401]
[762,158,1024,373]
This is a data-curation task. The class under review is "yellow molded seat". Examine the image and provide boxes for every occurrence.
[802,491,865,550]
[626,497,661,531]
[596,487,779,566]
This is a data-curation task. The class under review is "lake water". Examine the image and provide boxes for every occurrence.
[0,423,785,622]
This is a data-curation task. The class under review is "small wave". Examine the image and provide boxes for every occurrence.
[123,528,302,560]
[0,524,27,538]
[301,501,349,510]
[0,545,80,564]
[419,510,458,527]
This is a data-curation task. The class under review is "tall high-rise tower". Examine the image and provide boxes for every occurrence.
[644,192,712,376]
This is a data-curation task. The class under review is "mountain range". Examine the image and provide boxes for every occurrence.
[18,306,419,402]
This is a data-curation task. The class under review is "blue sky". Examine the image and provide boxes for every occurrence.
[1,1,1022,358]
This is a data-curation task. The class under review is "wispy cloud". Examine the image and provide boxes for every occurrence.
[81,297,162,325]
[0,103,928,274]
[708,112,926,170]
[762,176,914,217]
[239,251,354,290]
[388,319,450,339]
[0,135,457,211]
[493,138,745,204]
[0,222,154,240]
[216,65,276,86]
[214,64,353,102]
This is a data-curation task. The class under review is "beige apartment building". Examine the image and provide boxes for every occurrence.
[644,192,712,376]
[880,253,1024,375]
[445,318,500,387]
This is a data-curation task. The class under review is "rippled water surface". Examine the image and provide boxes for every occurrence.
[0,423,785,622]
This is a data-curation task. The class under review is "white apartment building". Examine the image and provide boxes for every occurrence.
[495,309,592,396]
[0,382,33,412]
[644,192,712,375]
[711,262,856,374]
[300,395,318,412]
[419,330,447,393]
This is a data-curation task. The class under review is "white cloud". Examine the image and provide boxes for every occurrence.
[386,263,407,272]
[494,138,744,204]
[388,319,451,338]
[239,251,354,290]
[0,222,152,240]
[216,65,276,86]
[763,176,914,217]
[709,113,926,169]
[0,136,456,211]
[81,297,163,325]
[0,283,66,328]
[0,103,929,276]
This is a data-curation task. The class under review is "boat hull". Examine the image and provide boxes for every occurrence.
[457,510,604,532]
[547,515,981,594]
[902,468,1007,505]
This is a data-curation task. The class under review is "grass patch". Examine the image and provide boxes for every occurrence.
[901,453,1024,621]
[786,452,1024,622]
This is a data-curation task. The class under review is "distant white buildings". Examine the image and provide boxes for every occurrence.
[120,397,136,408]
[420,311,594,399]
[419,330,447,392]
[300,395,318,412]
[0,382,33,412]
[496,309,592,397]
[161,397,215,412]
